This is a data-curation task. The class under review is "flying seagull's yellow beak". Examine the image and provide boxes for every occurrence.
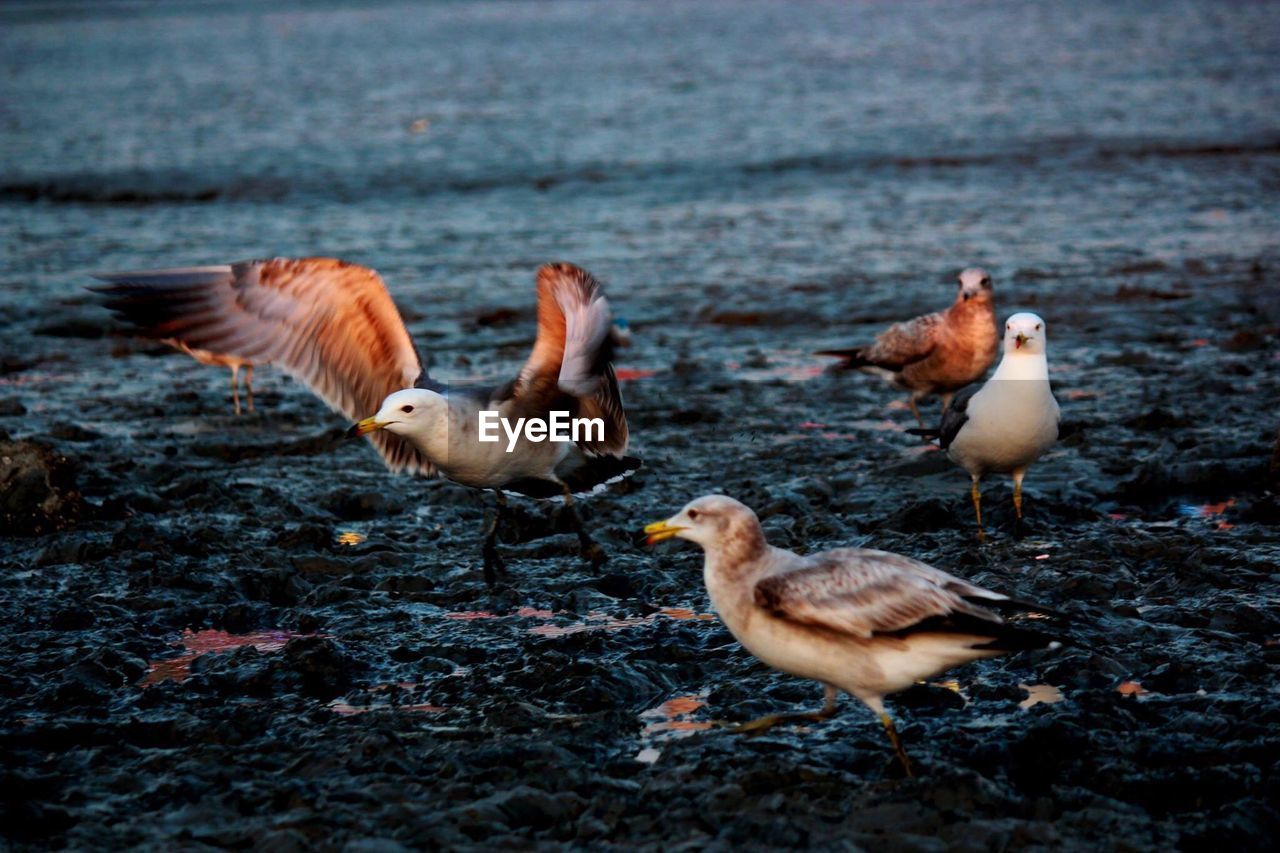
[346,416,386,439]
[643,518,687,545]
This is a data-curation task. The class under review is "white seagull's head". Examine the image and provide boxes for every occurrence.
[644,494,759,549]
[347,387,449,440]
[1003,312,1048,355]
[957,267,993,302]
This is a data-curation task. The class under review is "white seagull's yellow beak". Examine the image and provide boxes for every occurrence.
[346,416,386,439]
[644,517,687,545]
[1014,332,1029,349]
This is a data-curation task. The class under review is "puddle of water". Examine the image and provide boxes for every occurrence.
[0,372,75,387]
[143,629,311,685]
[528,607,715,638]
[1018,683,1064,709]
[635,746,662,765]
[327,681,450,715]
[847,419,906,433]
[734,364,825,383]
[440,606,715,637]
[336,531,366,546]
[639,691,714,740]
[728,350,826,383]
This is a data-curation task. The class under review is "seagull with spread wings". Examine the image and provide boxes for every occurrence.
[818,268,998,426]
[645,495,1063,776]
[93,258,639,582]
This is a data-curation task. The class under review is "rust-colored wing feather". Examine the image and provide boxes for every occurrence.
[510,263,629,456]
[754,549,1006,638]
[93,257,434,475]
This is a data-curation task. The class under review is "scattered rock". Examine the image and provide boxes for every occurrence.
[0,439,84,535]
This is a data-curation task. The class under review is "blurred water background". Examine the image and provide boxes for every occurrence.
[1,0,1277,360]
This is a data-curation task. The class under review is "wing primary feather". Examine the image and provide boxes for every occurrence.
[92,257,436,476]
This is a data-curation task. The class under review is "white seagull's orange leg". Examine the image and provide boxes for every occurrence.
[1012,468,1026,519]
[970,476,985,542]
[229,364,242,416]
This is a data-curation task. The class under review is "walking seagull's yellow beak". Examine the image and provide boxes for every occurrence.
[346,416,386,439]
[643,518,687,545]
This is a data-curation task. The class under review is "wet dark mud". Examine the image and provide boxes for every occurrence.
[3,0,1280,849]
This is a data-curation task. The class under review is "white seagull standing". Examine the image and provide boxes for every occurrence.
[93,258,639,582]
[818,268,998,426]
[644,495,1064,776]
[914,312,1060,540]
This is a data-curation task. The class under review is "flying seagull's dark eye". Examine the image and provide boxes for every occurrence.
[687,509,701,521]
[400,405,414,414]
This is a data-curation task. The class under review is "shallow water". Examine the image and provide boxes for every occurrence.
[2,0,1279,849]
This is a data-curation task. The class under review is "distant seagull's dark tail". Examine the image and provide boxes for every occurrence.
[814,347,871,371]
[906,426,940,439]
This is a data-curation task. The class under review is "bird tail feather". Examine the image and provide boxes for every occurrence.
[814,348,870,370]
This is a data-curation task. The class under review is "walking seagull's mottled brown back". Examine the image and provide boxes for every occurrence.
[818,268,998,425]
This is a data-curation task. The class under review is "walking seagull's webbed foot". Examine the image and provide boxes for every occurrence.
[720,684,839,734]
[880,712,915,778]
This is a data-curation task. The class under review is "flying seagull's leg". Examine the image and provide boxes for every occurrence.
[722,684,839,733]
[970,476,985,542]
[939,391,953,413]
[230,365,242,416]
[482,490,509,585]
[560,485,606,568]
[879,712,915,777]
[244,365,255,413]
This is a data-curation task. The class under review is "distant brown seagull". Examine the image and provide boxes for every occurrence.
[818,268,998,426]
[93,258,639,582]
[645,495,1063,776]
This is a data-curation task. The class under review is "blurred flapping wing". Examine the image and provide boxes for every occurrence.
[93,257,435,475]
[508,262,628,456]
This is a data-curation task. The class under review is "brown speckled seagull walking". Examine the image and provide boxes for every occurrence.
[645,495,1064,776]
[819,268,998,426]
